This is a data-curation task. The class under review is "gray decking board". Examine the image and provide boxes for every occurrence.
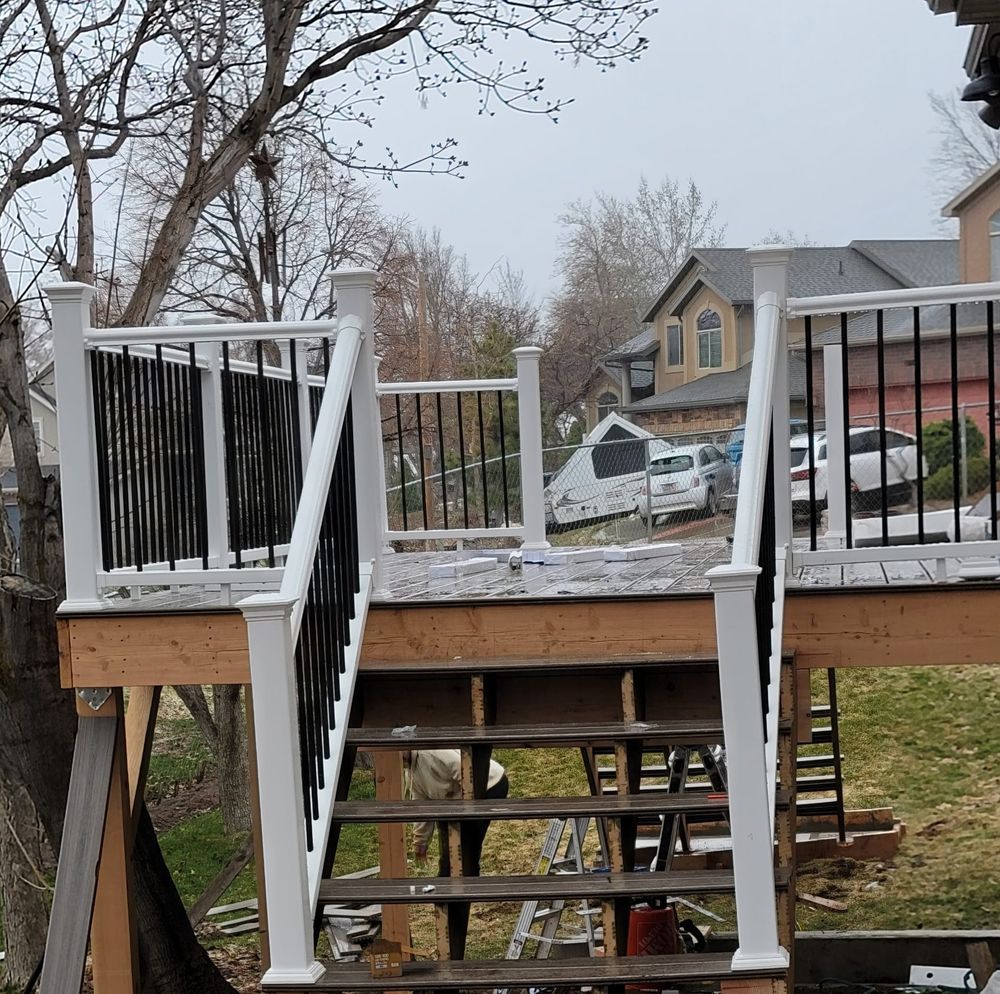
[39,713,119,994]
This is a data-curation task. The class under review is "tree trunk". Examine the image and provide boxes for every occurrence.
[0,575,76,849]
[214,685,250,834]
[0,782,48,987]
[133,806,239,994]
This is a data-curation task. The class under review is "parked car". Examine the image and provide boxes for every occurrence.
[790,426,927,513]
[637,444,734,525]
[545,413,673,529]
[727,420,807,466]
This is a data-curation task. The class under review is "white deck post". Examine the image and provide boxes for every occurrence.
[513,346,551,562]
[706,565,789,972]
[187,320,230,569]
[240,596,322,984]
[823,343,848,543]
[46,282,110,610]
[333,269,385,592]
[748,247,793,568]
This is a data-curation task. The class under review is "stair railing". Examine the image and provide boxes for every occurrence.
[706,248,793,974]
[240,270,380,986]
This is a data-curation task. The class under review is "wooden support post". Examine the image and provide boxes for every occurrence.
[124,686,160,836]
[86,691,139,994]
[375,752,411,956]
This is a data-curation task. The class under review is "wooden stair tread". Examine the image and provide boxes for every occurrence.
[320,867,792,905]
[347,719,725,748]
[267,952,784,990]
[359,653,720,674]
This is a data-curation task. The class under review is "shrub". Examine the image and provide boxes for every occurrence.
[922,417,985,475]
[924,455,991,501]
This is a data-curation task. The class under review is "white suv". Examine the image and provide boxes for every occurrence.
[790,427,926,513]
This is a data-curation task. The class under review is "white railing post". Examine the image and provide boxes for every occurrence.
[748,247,793,568]
[823,343,848,543]
[513,346,550,562]
[45,282,109,610]
[332,269,386,592]
[706,565,789,973]
[186,320,230,569]
[240,597,323,985]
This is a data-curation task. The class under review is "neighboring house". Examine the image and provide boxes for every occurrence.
[0,364,61,470]
[598,237,962,435]
[582,339,655,431]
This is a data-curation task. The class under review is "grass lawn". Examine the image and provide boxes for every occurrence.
[140,665,1000,968]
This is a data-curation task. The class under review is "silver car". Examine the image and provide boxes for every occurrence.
[637,444,734,525]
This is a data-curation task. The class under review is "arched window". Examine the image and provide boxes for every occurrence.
[991,211,1000,282]
[696,308,723,368]
[597,391,619,422]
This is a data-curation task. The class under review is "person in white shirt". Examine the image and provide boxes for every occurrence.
[403,749,509,877]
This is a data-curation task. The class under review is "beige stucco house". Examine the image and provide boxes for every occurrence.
[592,239,962,435]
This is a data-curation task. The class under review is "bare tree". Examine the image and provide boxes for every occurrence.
[930,89,1000,201]
[0,0,656,989]
[545,173,725,418]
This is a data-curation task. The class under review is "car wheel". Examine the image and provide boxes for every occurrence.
[704,488,717,517]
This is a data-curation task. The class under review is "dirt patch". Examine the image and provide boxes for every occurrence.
[149,775,219,833]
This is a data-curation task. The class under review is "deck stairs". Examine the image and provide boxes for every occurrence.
[264,651,797,992]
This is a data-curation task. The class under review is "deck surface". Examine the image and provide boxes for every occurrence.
[373,538,944,602]
[81,538,969,612]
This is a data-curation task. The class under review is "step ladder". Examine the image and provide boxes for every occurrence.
[502,816,600,979]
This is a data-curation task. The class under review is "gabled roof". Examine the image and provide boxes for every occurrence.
[604,327,659,363]
[641,243,956,325]
[623,355,807,414]
[942,161,1000,217]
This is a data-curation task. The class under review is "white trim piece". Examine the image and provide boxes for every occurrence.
[427,557,497,579]
[798,540,1000,566]
[306,574,372,909]
[513,347,551,561]
[957,559,1000,580]
[545,548,607,565]
[788,280,1000,317]
[85,318,338,348]
[765,550,787,838]
[604,543,682,562]
[377,377,518,395]
[384,527,525,541]
[280,322,363,640]
[104,545,291,575]
[731,292,781,567]
[97,568,282,588]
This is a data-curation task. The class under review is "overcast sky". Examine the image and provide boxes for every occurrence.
[363,0,972,304]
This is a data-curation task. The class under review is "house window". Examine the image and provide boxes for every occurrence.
[696,308,722,369]
[667,325,683,366]
[991,211,1000,281]
[596,392,619,422]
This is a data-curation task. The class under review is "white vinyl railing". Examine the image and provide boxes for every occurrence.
[377,346,551,560]
[706,248,792,974]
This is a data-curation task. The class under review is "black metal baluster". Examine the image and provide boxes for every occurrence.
[804,316,817,551]
[456,392,470,530]
[90,352,113,572]
[756,428,776,729]
[257,343,276,566]
[135,358,158,564]
[131,355,151,566]
[435,392,448,531]
[395,394,408,532]
[105,353,125,568]
[289,340,305,491]
[477,391,490,527]
[914,308,925,544]
[221,345,242,568]
[121,347,144,569]
[189,345,210,569]
[840,312,853,549]
[164,361,182,562]
[415,396,429,530]
[989,302,998,541]
[155,348,178,569]
[147,354,166,567]
[876,310,889,546]
[497,390,510,527]
[950,303,962,540]
[177,362,195,558]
